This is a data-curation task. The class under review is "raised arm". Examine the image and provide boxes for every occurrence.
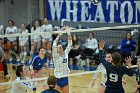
[99,40,110,68]
[52,34,61,59]
[65,32,72,53]
[124,56,134,76]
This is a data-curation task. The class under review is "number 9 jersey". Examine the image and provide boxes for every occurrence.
[99,50,133,89]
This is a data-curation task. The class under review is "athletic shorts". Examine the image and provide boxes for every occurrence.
[57,77,68,87]
[105,87,124,93]
[19,41,27,46]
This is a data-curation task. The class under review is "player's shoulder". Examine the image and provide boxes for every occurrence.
[32,54,39,59]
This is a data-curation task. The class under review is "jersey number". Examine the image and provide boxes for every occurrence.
[63,58,67,63]
[109,73,118,82]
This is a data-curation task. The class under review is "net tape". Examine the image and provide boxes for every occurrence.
[0,24,140,38]
[0,65,137,86]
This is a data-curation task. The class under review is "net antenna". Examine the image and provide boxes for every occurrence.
[91,0,100,5]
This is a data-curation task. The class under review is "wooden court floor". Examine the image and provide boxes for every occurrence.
[0,65,138,93]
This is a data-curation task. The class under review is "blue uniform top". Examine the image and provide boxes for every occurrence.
[121,38,136,54]
[99,50,133,89]
[29,54,48,71]
[41,89,60,93]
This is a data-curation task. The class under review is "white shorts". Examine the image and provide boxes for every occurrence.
[33,38,41,42]
[19,40,28,46]
[42,38,49,42]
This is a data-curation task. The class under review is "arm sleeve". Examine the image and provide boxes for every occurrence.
[0,25,4,35]
[49,25,53,31]
[130,39,136,46]
[15,27,18,33]
[92,39,98,49]
[65,40,72,53]
[99,50,110,68]
[124,66,133,76]
[18,29,22,41]
[29,55,37,69]
[121,39,126,48]
[52,41,58,63]
[25,30,29,41]
[5,28,8,35]
[31,27,34,40]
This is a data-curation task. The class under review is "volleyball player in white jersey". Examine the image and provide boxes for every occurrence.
[19,23,28,63]
[41,18,53,53]
[31,20,41,56]
[0,25,4,47]
[52,32,72,93]
[11,65,36,93]
[5,20,19,61]
[91,52,112,93]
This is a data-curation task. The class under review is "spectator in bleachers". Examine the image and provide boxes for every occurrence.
[69,34,81,64]
[5,20,19,61]
[41,18,53,54]
[121,32,136,64]
[30,20,42,56]
[0,25,4,48]
[77,32,98,60]
[19,23,28,63]
[0,46,9,79]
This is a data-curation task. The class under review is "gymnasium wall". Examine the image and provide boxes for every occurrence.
[0,0,43,27]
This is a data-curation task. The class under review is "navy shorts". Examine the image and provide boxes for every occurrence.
[57,77,68,87]
[105,87,124,93]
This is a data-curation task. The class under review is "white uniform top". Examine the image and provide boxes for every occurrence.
[31,27,41,42]
[19,29,29,46]
[11,77,35,93]
[0,25,4,35]
[41,24,53,39]
[85,38,98,50]
[52,40,72,78]
[5,26,18,42]
[93,63,107,86]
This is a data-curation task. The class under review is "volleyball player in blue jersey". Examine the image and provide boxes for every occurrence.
[98,40,133,93]
[29,48,50,78]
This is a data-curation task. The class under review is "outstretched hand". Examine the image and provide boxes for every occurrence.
[99,40,105,50]
[54,34,62,43]
[125,56,132,68]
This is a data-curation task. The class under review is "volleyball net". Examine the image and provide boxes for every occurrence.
[0,24,139,93]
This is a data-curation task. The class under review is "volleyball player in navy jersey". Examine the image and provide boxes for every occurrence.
[98,40,133,93]
[41,76,60,93]
[29,48,50,78]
